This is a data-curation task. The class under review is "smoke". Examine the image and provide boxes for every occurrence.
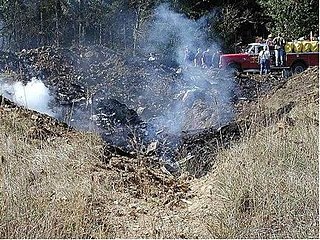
[144,4,219,64]
[0,5,236,174]
[141,4,234,134]
[0,77,54,116]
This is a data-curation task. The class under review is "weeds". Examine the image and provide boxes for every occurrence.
[0,68,319,238]
[203,104,319,238]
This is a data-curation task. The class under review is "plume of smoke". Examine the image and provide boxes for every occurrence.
[0,77,54,116]
[141,4,234,134]
[145,4,204,64]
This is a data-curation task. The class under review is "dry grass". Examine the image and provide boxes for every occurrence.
[0,107,107,238]
[0,68,319,238]
[0,105,195,238]
[204,117,318,238]
[188,125,318,237]
[189,69,319,238]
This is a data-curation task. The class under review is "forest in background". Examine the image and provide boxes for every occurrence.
[0,0,319,55]
[0,1,319,239]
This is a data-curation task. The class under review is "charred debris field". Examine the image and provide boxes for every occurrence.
[1,46,231,172]
[0,45,292,175]
[0,46,319,238]
[0,46,318,173]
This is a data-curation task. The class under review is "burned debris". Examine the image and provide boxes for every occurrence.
[0,44,296,176]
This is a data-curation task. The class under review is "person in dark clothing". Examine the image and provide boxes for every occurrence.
[273,33,286,66]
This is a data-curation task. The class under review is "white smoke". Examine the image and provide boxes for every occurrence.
[0,77,54,116]
[141,4,234,133]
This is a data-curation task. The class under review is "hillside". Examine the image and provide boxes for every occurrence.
[188,67,319,238]
[0,65,319,238]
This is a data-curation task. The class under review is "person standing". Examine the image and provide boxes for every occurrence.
[266,34,274,47]
[211,50,221,68]
[202,48,212,68]
[266,34,275,65]
[273,33,286,66]
[184,47,194,65]
[259,46,271,75]
[194,48,202,67]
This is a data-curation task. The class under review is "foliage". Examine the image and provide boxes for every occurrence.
[0,0,318,53]
[258,0,319,40]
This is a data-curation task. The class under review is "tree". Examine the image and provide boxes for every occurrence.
[258,0,319,40]
[207,0,267,52]
[86,0,107,45]
[0,0,27,50]
[129,0,159,55]
[0,0,318,53]
[215,5,251,51]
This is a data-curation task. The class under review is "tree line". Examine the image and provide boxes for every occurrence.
[0,0,318,54]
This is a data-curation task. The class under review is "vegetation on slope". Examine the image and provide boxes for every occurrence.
[1,67,318,238]
[190,68,319,238]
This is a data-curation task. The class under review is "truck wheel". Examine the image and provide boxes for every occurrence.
[292,62,306,74]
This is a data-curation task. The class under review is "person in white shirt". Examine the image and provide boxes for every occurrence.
[259,45,271,75]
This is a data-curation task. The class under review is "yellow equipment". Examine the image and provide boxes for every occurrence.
[310,41,319,52]
[293,41,302,52]
[302,41,311,52]
[285,42,293,53]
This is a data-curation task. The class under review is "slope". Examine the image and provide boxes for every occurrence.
[0,64,318,238]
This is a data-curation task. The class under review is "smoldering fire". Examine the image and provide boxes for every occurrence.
[0,4,236,173]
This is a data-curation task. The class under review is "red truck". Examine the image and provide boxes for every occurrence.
[219,42,319,74]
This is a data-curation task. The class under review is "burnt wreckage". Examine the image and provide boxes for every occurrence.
[0,46,237,174]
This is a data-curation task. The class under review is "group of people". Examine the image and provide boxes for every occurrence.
[258,33,286,75]
[258,31,319,75]
[184,47,220,68]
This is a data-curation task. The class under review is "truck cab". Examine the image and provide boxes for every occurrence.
[245,43,269,55]
[219,43,270,72]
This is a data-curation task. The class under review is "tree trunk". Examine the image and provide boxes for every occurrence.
[99,23,102,45]
[55,1,59,46]
[78,0,82,45]
[132,6,141,57]
[123,23,126,51]
[40,9,44,45]
[14,1,18,50]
